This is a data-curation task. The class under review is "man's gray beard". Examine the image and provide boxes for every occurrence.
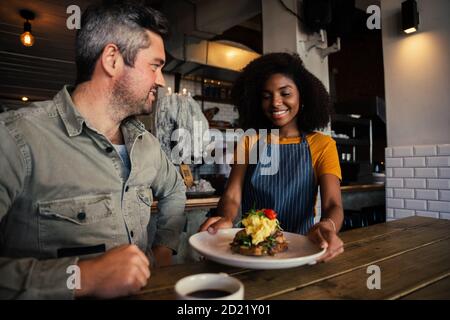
[110,74,148,122]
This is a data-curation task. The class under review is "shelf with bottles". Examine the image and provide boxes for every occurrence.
[337,141,370,162]
[181,75,234,105]
[331,113,373,169]
[193,95,233,105]
[331,114,371,142]
[331,121,371,143]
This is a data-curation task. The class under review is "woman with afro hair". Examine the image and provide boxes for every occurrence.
[200,52,344,262]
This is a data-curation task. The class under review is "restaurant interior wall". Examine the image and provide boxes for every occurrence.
[382,0,450,147]
[381,0,450,220]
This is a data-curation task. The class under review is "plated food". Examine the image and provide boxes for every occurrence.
[230,208,288,256]
[190,228,325,269]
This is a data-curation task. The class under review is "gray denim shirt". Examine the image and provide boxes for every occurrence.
[0,86,186,299]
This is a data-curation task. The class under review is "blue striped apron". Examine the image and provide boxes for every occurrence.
[241,133,317,235]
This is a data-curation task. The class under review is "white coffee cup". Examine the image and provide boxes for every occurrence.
[175,273,244,300]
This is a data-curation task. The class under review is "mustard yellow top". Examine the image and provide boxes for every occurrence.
[234,131,342,182]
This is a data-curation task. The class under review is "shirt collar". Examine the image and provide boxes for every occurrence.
[122,117,147,144]
[54,85,86,137]
[54,85,147,139]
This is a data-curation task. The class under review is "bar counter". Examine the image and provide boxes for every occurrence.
[151,183,385,213]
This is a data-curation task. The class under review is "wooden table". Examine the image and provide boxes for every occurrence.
[130,217,450,300]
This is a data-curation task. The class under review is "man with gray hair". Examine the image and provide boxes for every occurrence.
[0,2,186,299]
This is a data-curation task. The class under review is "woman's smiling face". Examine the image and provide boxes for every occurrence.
[261,73,301,131]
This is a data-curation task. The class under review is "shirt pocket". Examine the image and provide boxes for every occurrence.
[136,186,153,229]
[37,194,116,257]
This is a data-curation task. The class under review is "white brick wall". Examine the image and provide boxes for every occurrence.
[386,208,394,218]
[428,179,450,189]
[404,178,426,189]
[386,178,403,188]
[392,146,413,157]
[416,211,440,219]
[386,188,393,198]
[393,168,414,178]
[385,144,450,220]
[415,168,438,178]
[404,157,426,167]
[414,145,437,156]
[438,145,450,155]
[439,190,450,201]
[386,158,403,167]
[427,157,450,167]
[387,198,404,208]
[405,199,427,210]
[439,168,450,178]
[415,189,438,200]
[394,209,415,218]
[386,168,393,177]
[393,188,414,199]
[440,213,450,220]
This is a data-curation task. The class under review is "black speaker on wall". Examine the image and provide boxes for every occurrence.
[302,0,356,36]
[330,0,355,36]
[302,0,332,33]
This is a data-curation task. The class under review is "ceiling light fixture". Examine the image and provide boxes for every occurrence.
[19,9,36,47]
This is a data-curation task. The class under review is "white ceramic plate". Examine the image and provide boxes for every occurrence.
[189,228,326,270]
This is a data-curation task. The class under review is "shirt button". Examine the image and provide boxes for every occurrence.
[105,146,114,153]
[138,135,143,140]
[77,211,86,221]
[130,230,134,238]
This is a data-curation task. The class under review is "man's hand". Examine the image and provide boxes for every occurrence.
[75,244,150,299]
[198,216,233,234]
[307,221,344,263]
